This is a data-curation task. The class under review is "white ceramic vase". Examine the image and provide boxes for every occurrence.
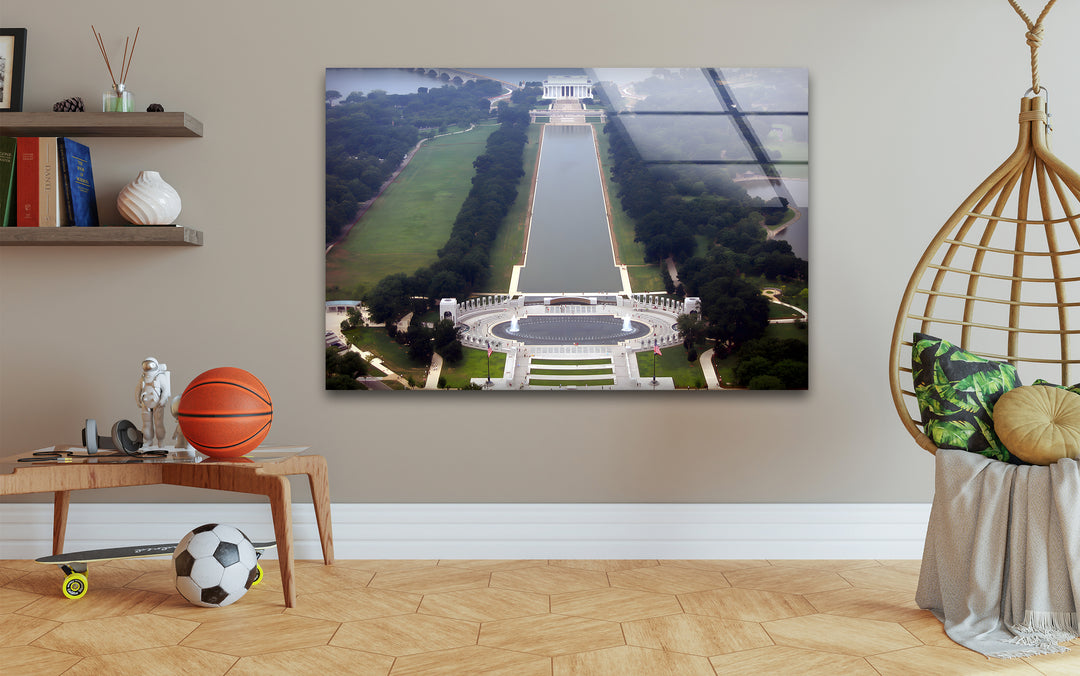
[117,170,182,225]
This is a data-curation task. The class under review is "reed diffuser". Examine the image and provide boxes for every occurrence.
[93,25,140,112]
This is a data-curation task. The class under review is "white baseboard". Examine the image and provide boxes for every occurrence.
[0,503,930,560]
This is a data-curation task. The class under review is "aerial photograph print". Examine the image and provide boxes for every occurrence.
[324,67,808,391]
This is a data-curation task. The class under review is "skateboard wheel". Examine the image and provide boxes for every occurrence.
[252,564,264,587]
[63,573,88,599]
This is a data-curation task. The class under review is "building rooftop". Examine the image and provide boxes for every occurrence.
[544,75,592,84]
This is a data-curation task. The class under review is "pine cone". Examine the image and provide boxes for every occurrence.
[146,103,165,112]
[52,96,85,112]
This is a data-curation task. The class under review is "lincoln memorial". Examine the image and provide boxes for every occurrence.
[542,75,594,100]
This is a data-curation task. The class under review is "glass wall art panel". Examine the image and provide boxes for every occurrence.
[324,68,808,391]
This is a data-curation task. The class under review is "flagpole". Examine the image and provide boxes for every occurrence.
[652,339,657,385]
[486,341,492,385]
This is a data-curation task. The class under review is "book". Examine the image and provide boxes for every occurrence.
[15,137,39,226]
[38,137,67,227]
[58,138,100,227]
[0,137,15,227]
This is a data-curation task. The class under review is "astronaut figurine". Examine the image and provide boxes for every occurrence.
[137,357,171,449]
[169,394,194,455]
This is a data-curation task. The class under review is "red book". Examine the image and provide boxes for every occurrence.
[16,137,39,227]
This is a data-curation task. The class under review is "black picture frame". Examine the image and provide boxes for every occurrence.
[0,28,27,112]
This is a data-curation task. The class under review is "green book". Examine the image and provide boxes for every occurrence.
[0,137,16,227]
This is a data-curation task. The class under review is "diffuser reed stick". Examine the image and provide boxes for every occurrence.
[121,27,140,84]
[92,25,140,112]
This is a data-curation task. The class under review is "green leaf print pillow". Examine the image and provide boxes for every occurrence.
[1031,378,1080,395]
[911,333,1021,462]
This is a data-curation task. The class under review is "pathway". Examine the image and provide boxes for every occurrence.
[425,353,443,389]
[699,348,721,389]
[763,289,808,324]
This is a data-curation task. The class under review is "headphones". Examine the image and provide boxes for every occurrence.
[82,418,145,456]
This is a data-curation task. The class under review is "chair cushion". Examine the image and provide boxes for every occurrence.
[993,385,1080,465]
[912,333,1020,462]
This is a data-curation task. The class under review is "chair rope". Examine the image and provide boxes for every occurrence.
[1007,0,1058,94]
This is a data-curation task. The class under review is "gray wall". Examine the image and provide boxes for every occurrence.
[3,0,1077,503]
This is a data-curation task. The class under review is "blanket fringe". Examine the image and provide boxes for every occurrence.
[1009,610,1079,640]
[999,610,1078,658]
[989,644,1070,659]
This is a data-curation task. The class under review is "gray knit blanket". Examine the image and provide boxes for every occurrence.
[917,449,1079,658]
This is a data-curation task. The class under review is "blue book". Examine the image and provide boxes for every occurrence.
[58,138,99,227]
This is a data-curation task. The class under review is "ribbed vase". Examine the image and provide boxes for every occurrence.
[117,170,182,225]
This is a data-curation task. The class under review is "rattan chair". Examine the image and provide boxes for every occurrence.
[889,92,1080,452]
[891,4,1080,660]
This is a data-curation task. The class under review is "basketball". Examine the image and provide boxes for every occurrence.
[177,367,272,458]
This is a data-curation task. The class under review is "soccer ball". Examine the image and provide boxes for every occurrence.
[173,524,260,607]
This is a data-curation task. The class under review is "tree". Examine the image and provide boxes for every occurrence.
[327,374,365,390]
[676,313,706,345]
[731,337,808,389]
[439,339,464,364]
[407,334,434,363]
[337,350,368,377]
[734,356,772,386]
[364,273,411,324]
[432,319,458,349]
[326,90,341,106]
[772,359,808,389]
[748,375,785,390]
[339,307,363,331]
[325,347,368,389]
[699,277,770,347]
[661,266,675,294]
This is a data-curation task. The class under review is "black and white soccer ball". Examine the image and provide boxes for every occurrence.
[173,524,260,607]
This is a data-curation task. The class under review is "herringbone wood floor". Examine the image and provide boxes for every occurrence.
[1,558,1077,675]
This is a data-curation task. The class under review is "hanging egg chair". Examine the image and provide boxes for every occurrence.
[889,0,1080,454]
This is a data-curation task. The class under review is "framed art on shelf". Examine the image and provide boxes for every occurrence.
[0,28,27,112]
[324,68,809,392]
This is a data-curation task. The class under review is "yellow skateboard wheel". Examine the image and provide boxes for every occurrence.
[252,564,264,587]
[63,572,88,599]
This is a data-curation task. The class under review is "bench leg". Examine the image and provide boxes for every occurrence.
[53,491,70,555]
[305,458,334,565]
[266,476,296,607]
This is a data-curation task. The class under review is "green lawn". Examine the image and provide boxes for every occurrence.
[747,276,808,311]
[326,125,499,296]
[439,347,507,388]
[712,351,739,388]
[626,265,663,293]
[530,379,615,388]
[764,321,809,342]
[769,303,804,320]
[693,234,712,259]
[342,326,430,386]
[531,358,611,366]
[530,368,614,376]
[635,345,708,389]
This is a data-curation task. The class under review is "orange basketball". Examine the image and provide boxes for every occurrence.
[177,367,272,458]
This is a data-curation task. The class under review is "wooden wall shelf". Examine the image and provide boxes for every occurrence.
[0,226,204,246]
[0,112,203,137]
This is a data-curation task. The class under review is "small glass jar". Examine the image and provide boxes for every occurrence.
[103,83,134,112]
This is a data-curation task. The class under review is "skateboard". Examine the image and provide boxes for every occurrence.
[36,540,276,599]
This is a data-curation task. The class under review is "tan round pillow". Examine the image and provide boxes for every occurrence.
[994,385,1080,465]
